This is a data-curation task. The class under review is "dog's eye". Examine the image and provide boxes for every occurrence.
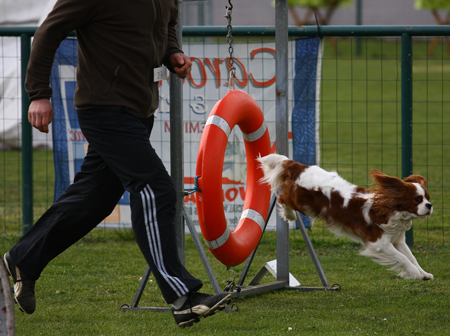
[414,197,422,203]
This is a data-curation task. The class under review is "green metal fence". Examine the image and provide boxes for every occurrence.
[1,26,449,246]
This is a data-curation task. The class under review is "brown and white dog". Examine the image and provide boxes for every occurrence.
[258,153,433,280]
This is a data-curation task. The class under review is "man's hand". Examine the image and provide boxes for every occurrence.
[170,53,192,79]
[28,99,54,133]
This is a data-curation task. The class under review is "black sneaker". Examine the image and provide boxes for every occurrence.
[3,252,36,314]
[172,292,232,328]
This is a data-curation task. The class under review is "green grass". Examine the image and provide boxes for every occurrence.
[1,230,449,335]
[0,150,55,234]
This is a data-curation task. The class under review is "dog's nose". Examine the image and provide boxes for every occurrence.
[426,203,432,210]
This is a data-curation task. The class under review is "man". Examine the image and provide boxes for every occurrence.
[3,0,231,329]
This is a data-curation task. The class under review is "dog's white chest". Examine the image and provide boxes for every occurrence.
[382,214,413,233]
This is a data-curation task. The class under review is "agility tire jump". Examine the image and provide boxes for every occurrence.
[195,90,272,267]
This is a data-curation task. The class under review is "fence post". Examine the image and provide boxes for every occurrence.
[355,0,362,56]
[401,33,414,247]
[170,0,185,264]
[21,33,33,235]
[275,0,290,282]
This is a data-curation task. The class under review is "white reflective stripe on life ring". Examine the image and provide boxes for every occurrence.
[240,209,265,231]
[242,122,267,142]
[205,227,231,250]
[205,115,231,138]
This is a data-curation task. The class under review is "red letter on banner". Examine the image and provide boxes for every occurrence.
[188,57,207,88]
[205,58,224,88]
[250,48,276,87]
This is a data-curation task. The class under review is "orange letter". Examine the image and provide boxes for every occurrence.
[188,57,207,88]
[205,58,224,88]
[250,48,276,87]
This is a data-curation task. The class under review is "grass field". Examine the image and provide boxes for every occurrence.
[1,231,449,335]
[1,37,450,334]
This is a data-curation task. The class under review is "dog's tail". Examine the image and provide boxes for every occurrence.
[257,153,290,193]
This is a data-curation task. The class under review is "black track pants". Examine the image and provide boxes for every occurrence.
[9,106,202,303]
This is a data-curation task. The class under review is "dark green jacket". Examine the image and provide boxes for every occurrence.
[25,0,182,117]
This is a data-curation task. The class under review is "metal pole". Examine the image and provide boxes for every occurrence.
[207,0,213,26]
[170,0,185,264]
[237,195,277,286]
[21,34,33,235]
[355,0,362,56]
[181,25,450,38]
[3,25,450,38]
[295,213,329,287]
[401,33,414,247]
[182,207,221,294]
[275,0,290,282]
[197,1,204,26]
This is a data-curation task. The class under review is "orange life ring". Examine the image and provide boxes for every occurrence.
[195,90,272,267]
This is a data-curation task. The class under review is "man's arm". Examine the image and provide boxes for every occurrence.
[163,0,185,74]
[26,0,98,133]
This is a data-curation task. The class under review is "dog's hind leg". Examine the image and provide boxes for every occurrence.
[360,235,424,280]
[393,232,433,280]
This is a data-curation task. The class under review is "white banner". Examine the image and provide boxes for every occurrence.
[52,39,297,232]
[149,41,296,232]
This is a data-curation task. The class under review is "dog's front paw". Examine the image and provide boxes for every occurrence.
[280,204,297,222]
[421,272,433,281]
[397,270,423,280]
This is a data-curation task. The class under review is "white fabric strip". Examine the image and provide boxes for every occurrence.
[315,38,324,166]
[205,115,231,138]
[140,185,188,296]
[242,122,267,142]
[205,227,231,250]
[240,209,265,231]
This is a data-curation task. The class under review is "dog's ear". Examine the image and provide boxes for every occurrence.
[370,169,407,191]
[403,174,428,188]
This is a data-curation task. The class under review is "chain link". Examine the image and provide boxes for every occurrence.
[224,1,235,90]
[223,267,241,293]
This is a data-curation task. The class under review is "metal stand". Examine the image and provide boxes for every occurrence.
[121,196,339,311]
[121,206,222,312]
[248,260,301,288]
[234,196,339,297]
[244,217,340,292]
[121,0,339,313]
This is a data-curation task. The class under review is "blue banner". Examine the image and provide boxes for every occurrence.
[292,37,322,228]
[51,38,78,200]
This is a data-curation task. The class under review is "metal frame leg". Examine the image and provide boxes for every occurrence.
[239,197,339,292]
[238,195,277,286]
[121,207,221,311]
[182,206,222,294]
[295,211,329,288]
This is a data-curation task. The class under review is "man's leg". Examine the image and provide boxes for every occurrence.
[5,145,125,313]
[9,146,125,281]
[76,107,203,303]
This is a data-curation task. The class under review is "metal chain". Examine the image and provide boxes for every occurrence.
[223,267,241,293]
[224,0,235,90]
